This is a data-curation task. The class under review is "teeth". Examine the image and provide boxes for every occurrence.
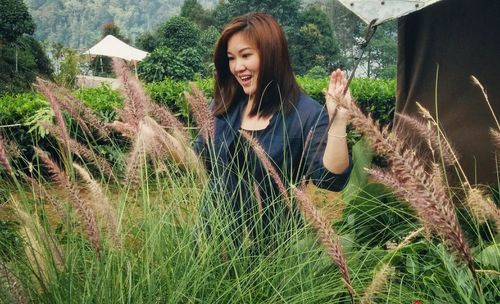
[241,76,251,81]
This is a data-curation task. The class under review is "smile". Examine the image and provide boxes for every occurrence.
[239,75,253,86]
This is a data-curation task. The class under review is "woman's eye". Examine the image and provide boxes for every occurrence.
[228,57,234,61]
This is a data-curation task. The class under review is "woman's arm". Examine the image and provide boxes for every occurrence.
[323,69,351,174]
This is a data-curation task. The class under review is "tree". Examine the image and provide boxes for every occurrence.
[200,26,220,62]
[138,46,203,82]
[214,0,302,29]
[0,0,35,43]
[136,32,158,52]
[0,0,52,93]
[18,36,53,77]
[101,21,130,43]
[181,0,204,19]
[157,16,201,52]
[293,23,324,74]
[139,15,210,82]
[181,0,215,28]
[301,4,332,37]
[289,4,344,74]
[364,21,397,79]
[55,48,79,88]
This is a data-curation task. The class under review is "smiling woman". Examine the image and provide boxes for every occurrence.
[213,12,300,119]
[227,33,260,97]
[194,12,353,244]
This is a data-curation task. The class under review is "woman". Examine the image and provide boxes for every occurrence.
[195,12,352,242]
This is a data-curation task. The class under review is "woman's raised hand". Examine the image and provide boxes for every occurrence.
[325,68,352,122]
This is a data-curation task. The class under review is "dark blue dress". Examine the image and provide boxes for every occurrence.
[194,93,352,240]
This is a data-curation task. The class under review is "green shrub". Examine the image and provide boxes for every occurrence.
[54,48,80,89]
[157,16,201,53]
[0,86,123,173]
[145,77,395,126]
[0,77,394,132]
[0,92,48,125]
[304,66,327,79]
[138,46,203,82]
[146,77,213,124]
[0,219,22,260]
[297,76,396,125]
[0,92,49,171]
[73,84,124,122]
[0,76,395,147]
[0,77,394,171]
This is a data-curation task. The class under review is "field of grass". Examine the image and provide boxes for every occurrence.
[0,60,498,304]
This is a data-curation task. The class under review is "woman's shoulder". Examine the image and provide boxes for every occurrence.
[291,93,325,119]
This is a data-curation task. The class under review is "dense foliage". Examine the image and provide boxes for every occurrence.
[0,0,35,43]
[158,16,201,52]
[0,0,52,94]
[137,16,209,82]
[72,85,124,119]
[24,0,218,49]
[138,47,204,82]
[0,76,395,127]
[180,0,215,29]
[54,48,79,88]
[0,76,394,175]
[22,0,397,81]
[297,76,396,124]
[293,4,344,74]
[0,69,497,303]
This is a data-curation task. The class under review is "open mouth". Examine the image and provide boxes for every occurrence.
[239,75,252,86]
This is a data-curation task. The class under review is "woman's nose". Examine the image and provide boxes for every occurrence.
[234,58,246,72]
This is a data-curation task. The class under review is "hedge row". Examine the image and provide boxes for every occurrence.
[0,76,395,129]
[0,77,395,173]
[0,77,395,172]
[145,76,396,126]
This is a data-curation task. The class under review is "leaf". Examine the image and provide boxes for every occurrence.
[24,106,53,138]
[341,138,373,204]
[475,244,500,270]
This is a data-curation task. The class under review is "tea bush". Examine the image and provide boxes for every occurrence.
[146,76,395,125]
[73,84,124,121]
[0,77,395,131]
[297,76,396,125]
[0,77,395,172]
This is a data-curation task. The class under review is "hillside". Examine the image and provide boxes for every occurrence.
[24,0,218,49]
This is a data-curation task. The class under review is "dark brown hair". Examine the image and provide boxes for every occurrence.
[213,12,301,117]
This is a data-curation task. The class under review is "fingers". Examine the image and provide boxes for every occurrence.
[326,69,353,111]
[328,69,346,97]
[328,69,341,94]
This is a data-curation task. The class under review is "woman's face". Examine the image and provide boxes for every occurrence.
[227,32,260,98]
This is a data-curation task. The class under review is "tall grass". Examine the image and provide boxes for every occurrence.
[0,64,498,303]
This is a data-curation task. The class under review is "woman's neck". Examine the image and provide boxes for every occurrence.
[241,97,273,131]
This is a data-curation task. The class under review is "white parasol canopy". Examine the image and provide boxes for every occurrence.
[85,35,148,61]
[337,0,444,25]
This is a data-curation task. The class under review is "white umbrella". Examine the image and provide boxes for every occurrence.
[337,0,444,25]
[85,35,149,76]
[86,35,148,61]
